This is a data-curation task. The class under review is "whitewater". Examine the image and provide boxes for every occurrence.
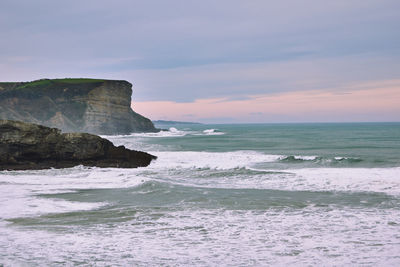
[1,123,400,266]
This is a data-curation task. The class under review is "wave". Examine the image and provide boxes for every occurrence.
[103,128,225,139]
[279,155,318,161]
[147,165,400,196]
[1,154,400,225]
[100,127,190,138]
[278,155,363,165]
[147,151,366,171]
[0,167,150,219]
[148,150,280,170]
[131,127,189,138]
[195,129,225,136]
[289,167,400,195]
[334,156,363,163]
[139,150,400,195]
[1,148,399,222]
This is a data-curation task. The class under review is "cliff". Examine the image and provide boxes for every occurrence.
[0,78,157,135]
[0,120,157,170]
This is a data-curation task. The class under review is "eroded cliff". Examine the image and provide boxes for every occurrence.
[0,78,156,135]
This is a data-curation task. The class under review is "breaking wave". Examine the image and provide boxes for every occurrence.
[279,155,363,165]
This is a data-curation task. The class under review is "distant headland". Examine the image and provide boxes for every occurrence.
[0,78,157,135]
[152,120,202,125]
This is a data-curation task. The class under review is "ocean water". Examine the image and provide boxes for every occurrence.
[1,123,400,266]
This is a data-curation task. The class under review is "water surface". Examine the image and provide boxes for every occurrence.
[1,123,400,266]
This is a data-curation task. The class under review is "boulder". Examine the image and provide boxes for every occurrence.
[0,120,157,170]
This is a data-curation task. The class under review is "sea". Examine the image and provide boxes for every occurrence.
[0,122,400,266]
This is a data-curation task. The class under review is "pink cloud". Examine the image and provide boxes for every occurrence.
[132,79,400,123]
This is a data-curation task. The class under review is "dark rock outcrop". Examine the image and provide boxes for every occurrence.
[0,120,157,171]
[0,78,157,135]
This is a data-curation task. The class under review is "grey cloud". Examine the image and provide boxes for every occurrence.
[0,0,399,103]
[249,112,264,116]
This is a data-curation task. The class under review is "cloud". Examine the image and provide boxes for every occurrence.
[249,112,264,116]
[123,53,400,101]
[1,1,399,72]
[132,79,400,123]
[0,0,399,122]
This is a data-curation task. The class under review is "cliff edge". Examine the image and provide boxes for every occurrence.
[0,78,157,135]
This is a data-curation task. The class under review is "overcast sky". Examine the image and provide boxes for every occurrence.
[1,0,399,122]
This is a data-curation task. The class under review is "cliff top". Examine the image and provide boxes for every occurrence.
[0,78,132,98]
[0,78,130,86]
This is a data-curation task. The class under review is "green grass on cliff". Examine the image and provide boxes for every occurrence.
[16,79,52,89]
[0,78,108,99]
[15,78,106,89]
[53,78,106,84]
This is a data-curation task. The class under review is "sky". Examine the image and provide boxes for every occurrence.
[1,0,399,123]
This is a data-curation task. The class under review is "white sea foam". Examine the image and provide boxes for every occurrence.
[148,150,280,170]
[1,150,400,265]
[0,150,279,219]
[289,167,400,195]
[101,127,189,139]
[104,127,225,139]
[1,207,400,266]
[2,151,397,222]
[203,129,215,134]
[142,151,400,195]
[0,167,149,219]
[198,129,225,135]
[279,155,318,161]
[131,127,189,138]
[226,166,400,195]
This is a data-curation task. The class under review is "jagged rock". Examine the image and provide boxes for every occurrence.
[0,120,157,170]
[0,78,157,135]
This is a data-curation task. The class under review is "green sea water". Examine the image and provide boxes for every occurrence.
[150,123,400,166]
[0,123,399,266]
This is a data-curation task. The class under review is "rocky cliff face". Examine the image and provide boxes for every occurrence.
[0,78,157,135]
[0,120,157,170]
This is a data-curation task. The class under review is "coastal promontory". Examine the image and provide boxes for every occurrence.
[0,120,157,170]
[0,78,156,135]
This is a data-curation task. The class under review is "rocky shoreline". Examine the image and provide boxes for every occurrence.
[0,120,157,171]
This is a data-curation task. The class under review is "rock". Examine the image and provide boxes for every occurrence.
[0,78,157,135]
[0,120,157,170]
